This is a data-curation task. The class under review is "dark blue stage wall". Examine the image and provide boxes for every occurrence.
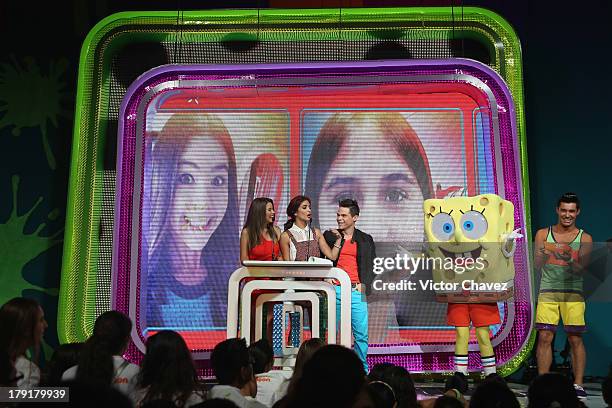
[0,0,611,376]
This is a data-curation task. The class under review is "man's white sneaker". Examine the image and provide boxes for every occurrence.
[573,384,587,401]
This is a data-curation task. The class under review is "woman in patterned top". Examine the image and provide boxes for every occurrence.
[279,195,342,262]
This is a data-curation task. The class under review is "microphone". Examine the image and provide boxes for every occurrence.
[306,218,312,259]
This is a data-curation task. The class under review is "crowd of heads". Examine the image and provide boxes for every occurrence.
[2,297,611,408]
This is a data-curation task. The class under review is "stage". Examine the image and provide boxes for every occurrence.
[414,381,605,406]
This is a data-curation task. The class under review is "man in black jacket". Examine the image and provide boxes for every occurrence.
[323,199,375,372]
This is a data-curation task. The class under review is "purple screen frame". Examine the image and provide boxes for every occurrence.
[113,59,531,374]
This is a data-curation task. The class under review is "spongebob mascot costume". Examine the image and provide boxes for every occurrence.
[424,194,521,386]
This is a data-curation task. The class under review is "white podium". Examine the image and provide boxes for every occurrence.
[226,260,352,353]
[254,291,324,343]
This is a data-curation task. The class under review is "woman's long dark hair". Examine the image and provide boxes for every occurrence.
[0,297,42,361]
[527,373,580,408]
[304,112,433,227]
[286,338,325,396]
[282,345,365,408]
[368,363,417,408]
[43,342,83,386]
[76,311,132,387]
[243,197,277,252]
[137,331,199,408]
[283,195,311,231]
[145,113,239,327]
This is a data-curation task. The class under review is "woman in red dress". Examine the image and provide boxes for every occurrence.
[240,197,282,262]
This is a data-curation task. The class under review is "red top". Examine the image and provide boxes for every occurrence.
[337,240,359,283]
[248,237,280,261]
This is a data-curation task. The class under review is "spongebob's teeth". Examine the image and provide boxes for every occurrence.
[463,252,471,258]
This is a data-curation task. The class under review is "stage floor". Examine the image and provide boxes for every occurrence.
[415,382,605,407]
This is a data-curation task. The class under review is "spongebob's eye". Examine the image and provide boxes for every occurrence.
[431,213,455,241]
[460,211,488,239]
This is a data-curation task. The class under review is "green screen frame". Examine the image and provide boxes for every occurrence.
[59,7,531,375]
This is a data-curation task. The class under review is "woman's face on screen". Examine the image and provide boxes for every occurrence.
[168,136,229,251]
[317,121,425,243]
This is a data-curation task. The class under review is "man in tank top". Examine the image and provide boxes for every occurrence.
[534,192,592,401]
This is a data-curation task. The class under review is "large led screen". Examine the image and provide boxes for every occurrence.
[114,60,531,373]
[141,110,289,333]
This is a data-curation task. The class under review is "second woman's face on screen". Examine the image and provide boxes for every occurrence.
[168,136,229,251]
[317,123,425,243]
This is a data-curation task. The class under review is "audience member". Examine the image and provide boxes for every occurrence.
[62,310,139,396]
[209,338,267,408]
[528,373,580,408]
[368,363,418,408]
[248,339,292,407]
[249,339,274,375]
[283,338,326,398]
[1,349,18,386]
[0,297,47,388]
[469,379,519,408]
[352,383,378,408]
[43,380,133,408]
[140,400,179,408]
[43,342,83,386]
[135,330,205,407]
[278,344,365,408]
[192,400,240,408]
[368,380,397,408]
[432,395,463,408]
[443,371,468,397]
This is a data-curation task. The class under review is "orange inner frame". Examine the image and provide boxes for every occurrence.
[143,81,492,350]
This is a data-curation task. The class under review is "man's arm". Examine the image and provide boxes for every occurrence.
[322,230,341,262]
[360,235,376,294]
[370,235,377,264]
[571,232,593,274]
[317,228,342,261]
[533,228,549,271]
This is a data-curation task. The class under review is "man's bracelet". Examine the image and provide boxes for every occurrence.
[334,244,341,249]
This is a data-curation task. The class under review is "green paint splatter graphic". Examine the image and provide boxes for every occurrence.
[0,175,63,305]
[0,56,69,170]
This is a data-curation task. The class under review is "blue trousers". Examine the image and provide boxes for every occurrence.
[335,285,369,372]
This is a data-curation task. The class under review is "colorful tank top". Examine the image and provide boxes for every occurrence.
[539,227,583,301]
